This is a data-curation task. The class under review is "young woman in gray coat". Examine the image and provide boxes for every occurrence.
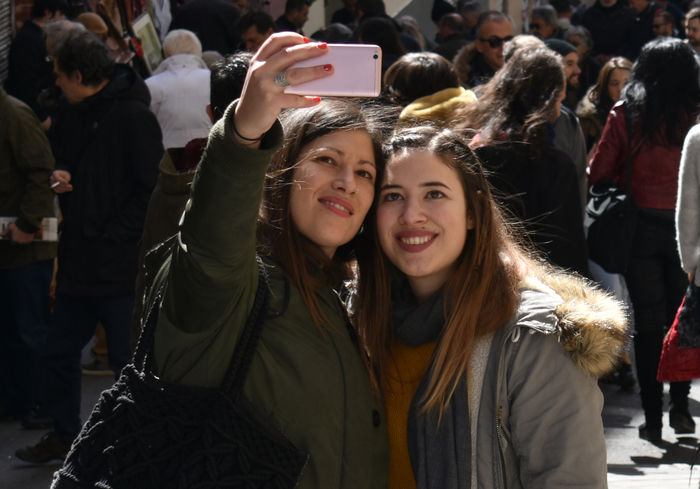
[354,126,628,489]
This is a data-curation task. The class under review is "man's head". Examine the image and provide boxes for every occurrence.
[530,6,558,39]
[460,1,482,29]
[545,38,581,89]
[474,11,514,71]
[628,0,650,14]
[598,0,618,8]
[285,0,311,29]
[162,29,203,57]
[53,30,115,104]
[356,0,386,20]
[439,13,465,40]
[686,8,700,48]
[208,51,254,122]
[654,11,675,37]
[564,25,594,61]
[236,11,275,51]
[31,0,69,21]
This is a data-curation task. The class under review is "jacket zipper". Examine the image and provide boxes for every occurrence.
[494,327,511,489]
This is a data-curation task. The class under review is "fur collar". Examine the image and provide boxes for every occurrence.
[523,272,630,378]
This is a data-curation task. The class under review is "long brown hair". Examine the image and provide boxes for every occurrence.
[453,48,564,156]
[355,126,535,413]
[258,99,385,330]
[588,57,632,125]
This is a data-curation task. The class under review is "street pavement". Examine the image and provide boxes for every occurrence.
[2,344,700,488]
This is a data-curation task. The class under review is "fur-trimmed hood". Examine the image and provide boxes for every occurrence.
[522,272,629,378]
[453,43,479,88]
[575,86,598,120]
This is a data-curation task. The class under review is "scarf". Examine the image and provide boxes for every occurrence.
[392,277,471,489]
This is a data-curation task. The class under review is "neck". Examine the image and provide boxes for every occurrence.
[407,277,446,305]
[32,17,47,29]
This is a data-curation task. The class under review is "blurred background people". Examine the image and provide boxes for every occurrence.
[358,17,407,76]
[455,47,590,276]
[236,10,276,52]
[169,0,241,55]
[654,10,677,37]
[0,87,56,426]
[589,38,700,442]
[453,10,514,87]
[565,26,602,103]
[576,56,632,156]
[530,5,563,40]
[276,0,311,34]
[432,13,468,61]
[146,29,212,150]
[583,0,635,63]
[5,0,69,132]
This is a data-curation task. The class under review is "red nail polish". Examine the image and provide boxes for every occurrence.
[312,96,321,102]
[303,36,310,43]
[323,64,332,71]
[318,42,327,49]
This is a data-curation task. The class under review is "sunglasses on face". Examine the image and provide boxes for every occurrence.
[529,23,542,30]
[479,35,514,48]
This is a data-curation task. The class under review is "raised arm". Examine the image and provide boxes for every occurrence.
[163,33,334,334]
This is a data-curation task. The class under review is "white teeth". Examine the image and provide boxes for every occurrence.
[323,200,351,214]
[399,236,434,245]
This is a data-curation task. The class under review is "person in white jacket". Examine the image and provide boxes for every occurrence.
[145,29,212,150]
[677,123,700,286]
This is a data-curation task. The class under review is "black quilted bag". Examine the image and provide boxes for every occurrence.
[52,253,309,489]
[585,106,638,275]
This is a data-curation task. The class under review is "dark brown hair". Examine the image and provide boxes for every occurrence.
[258,99,385,329]
[588,56,632,125]
[453,47,564,157]
[383,52,460,107]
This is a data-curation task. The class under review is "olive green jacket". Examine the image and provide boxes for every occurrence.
[0,88,56,269]
[151,103,389,489]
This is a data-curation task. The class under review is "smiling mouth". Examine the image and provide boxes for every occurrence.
[320,199,353,215]
[399,235,435,245]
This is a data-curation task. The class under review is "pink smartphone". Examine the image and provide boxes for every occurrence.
[284,44,383,97]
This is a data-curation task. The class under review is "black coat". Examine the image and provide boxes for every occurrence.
[55,65,163,296]
[474,143,590,277]
[4,21,54,121]
[169,0,241,55]
[583,1,635,57]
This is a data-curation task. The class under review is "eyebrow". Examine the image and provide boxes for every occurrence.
[380,182,451,191]
[315,146,377,169]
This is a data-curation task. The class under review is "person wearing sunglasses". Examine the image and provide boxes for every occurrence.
[453,10,513,88]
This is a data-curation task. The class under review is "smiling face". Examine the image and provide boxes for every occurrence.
[377,150,473,303]
[475,19,514,71]
[562,51,581,89]
[289,130,377,258]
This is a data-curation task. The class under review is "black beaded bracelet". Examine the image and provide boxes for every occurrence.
[232,118,265,142]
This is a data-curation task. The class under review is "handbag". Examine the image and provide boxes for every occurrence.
[52,237,309,489]
[585,106,639,275]
[658,282,700,382]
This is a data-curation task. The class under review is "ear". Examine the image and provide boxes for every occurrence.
[73,70,83,86]
[206,104,215,124]
[265,28,274,36]
[475,39,485,54]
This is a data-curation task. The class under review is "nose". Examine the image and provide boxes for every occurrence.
[398,196,427,225]
[332,165,358,194]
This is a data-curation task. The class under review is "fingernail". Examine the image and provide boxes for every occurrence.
[323,64,332,71]
[318,42,327,49]
[312,96,321,102]
[303,36,310,43]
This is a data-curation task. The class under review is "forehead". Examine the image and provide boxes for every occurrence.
[384,149,459,184]
[689,18,700,27]
[242,25,263,37]
[302,129,375,161]
[481,19,513,38]
[563,52,579,63]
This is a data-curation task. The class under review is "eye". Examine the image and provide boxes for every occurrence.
[382,192,403,202]
[427,190,445,199]
[356,169,374,180]
[315,155,335,165]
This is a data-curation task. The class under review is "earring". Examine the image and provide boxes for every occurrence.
[357,224,365,235]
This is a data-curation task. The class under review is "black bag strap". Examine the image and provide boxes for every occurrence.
[624,104,635,194]
[133,251,271,397]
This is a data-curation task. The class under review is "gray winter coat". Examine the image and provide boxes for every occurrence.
[471,276,627,488]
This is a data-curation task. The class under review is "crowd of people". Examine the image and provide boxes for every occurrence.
[2,0,700,486]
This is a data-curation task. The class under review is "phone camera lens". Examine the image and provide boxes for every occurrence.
[373,54,378,59]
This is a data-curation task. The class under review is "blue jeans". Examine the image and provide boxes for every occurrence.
[0,259,54,412]
[43,292,134,444]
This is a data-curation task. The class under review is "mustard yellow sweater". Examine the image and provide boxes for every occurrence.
[385,341,436,489]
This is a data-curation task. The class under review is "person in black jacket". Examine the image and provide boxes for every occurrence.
[583,0,635,63]
[15,30,163,464]
[4,0,69,131]
[169,0,241,55]
[454,47,589,276]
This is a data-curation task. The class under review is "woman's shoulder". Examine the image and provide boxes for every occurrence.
[510,272,629,378]
[575,88,597,119]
